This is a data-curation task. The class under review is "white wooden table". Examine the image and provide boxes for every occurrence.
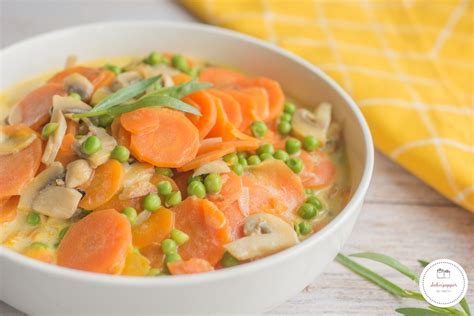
[1,1,472,315]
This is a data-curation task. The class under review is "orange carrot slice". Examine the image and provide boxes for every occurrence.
[197,139,260,156]
[199,67,247,87]
[0,196,19,223]
[0,136,42,199]
[207,172,242,209]
[66,119,78,135]
[239,87,269,121]
[208,89,242,129]
[183,91,217,139]
[48,66,115,89]
[120,108,161,134]
[240,77,284,121]
[172,197,230,265]
[13,84,67,129]
[57,209,132,274]
[132,208,174,249]
[168,258,214,275]
[178,147,235,172]
[242,159,305,222]
[300,150,336,189]
[55,133,78,166]
[79,160,124,210]
[224,89,259,131]
[111,117,132,148]
[23,245,55,264]
[130,108,199,168]
[121,251,151,276]
[172,73,192,85]
[220,201,245,240]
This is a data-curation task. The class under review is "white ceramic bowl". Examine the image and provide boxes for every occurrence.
[0,21,373,314]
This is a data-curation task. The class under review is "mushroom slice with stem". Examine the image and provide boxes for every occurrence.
[0,125,37,156]
[64,73,94,101]
[224,213,299,261]
[52,95,92,115]
[32,186,82,219]
[291,102,332,146]
[18,162,65,211]
[65,159,93,188]
[41,107,67,165]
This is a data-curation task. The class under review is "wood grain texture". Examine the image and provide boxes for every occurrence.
[1,1,472,315]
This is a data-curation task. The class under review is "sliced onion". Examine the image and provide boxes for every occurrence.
[135,210,151,226]
[200,137,222,146]
[193,159,230,177]
[239,186,250,217]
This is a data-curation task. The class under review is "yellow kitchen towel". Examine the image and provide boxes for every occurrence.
[182,0,474,212]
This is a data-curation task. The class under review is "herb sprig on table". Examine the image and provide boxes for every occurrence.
[73,76,211,119]
[336,253,471,316]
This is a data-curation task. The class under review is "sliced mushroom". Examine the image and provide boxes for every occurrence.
[119,181,156,200]
[224,213,299,261]
[133,63,180,79]
[162,74,174,88]
[291,102,332,146]
[65,159,93,188]
[111,71,142,91]
[64,73,94,101]
[31,186,82,219]
[41,108,67,165]
[193,160,230,177]
[0,125,37,155]
[52,95,92,114]
[18,162,64,211]
[122,162,154,188]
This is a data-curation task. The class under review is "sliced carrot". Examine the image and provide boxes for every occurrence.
[239,87,269,121]
[14,84,67,129]
[96,194,142,213]
[208,89,242,129]
[240,77,284,121]
[120,108,161,134]
[23,245,55,264]
[197,139,260,156]
[242,159,305,222]
[207,172,242,209]
[183,91,217,139]
[65,119,78,135]
[48,66,115,90]
[172,197,230,265]
[0,136,42,199]
[111,117,131,148]
[173,171,193,199]
[130,108,199,168]
[150,174,178,190]
[121,251,151,276]
[220,201,245,240]
[140,244,165,269]
[224,89,259,131]
[79,160,124,210]
[168,258,214,275]
[172,73,192,85]
[300,150,336,189]
[199,67,247,87]
[57,209,132,274]
[55,133,78,166]
[178,147,235,172]
[0,196,19,223]
[132,208,174,249]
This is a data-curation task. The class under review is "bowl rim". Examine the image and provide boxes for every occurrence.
[0,20,374,285]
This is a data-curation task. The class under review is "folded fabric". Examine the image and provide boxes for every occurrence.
[182,0,474,212]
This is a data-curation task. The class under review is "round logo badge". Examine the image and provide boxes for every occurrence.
[419,259,468,307]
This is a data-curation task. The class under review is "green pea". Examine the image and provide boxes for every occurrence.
[250,121,268,138]
[247,155,261,166]
[161,239,178,254]
[298,203,317,219]
[285,138,301,154]
[303,136,319,151]
[273,150,289,161]
[231,163,244,176]
[294,222,301,236]
[299,221,312,235]
[223,153,238,165]
[142,193,161,212]
[186,67,200,77]
[305,188,315,196]
[284,102,296,114]
[257,143,274,155]
[155,167,173,177]
[306,196,323,210]
[204,173,222,194]
[277,121,291,135]
[238,157,248,167]
[157,181,173,196]
[171,229,189,245]
[220,252,240,267]
[147,268,161,276]
[30,242,48,249]
[187,175,202,184]
[104,64,122,75]
[81,136,102,155]
[110,145,130,162]
[171,54,190,72]
[280,113,292,122]
[58,226,69,241]
[165,253,182,264]
[26,212,40,226]
[187,180,206,198]
[132,246,140,254]
[165,191,182,207]
[286,157,303,173]
[237,152,248,160]
[97,114,114,128]
[69,92,81,100]
[260,153,273,161]
[144,51,166,65]
[41,123,58,139]
[122,207,137,225]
